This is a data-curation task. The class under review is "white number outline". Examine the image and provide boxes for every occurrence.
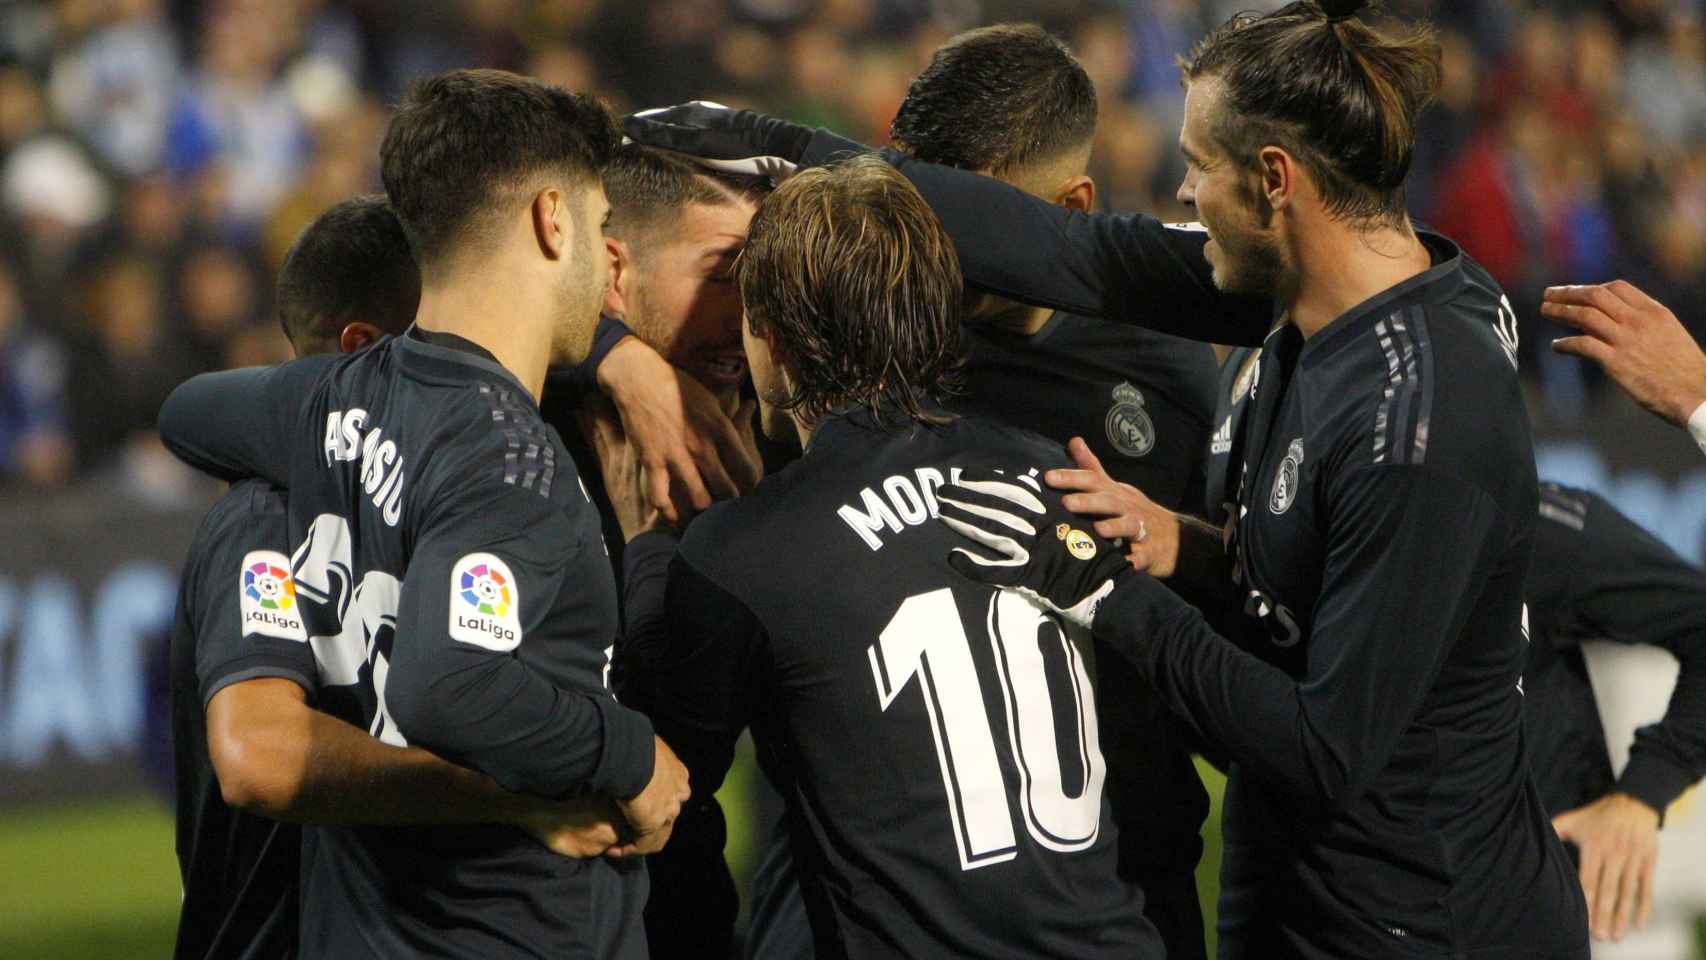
[869,587,1107,871]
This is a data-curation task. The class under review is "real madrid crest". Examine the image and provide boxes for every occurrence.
[1269,437,1304,515]
[1105,382,1156,458]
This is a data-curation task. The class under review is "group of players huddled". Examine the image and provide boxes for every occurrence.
[162,1,1706,958]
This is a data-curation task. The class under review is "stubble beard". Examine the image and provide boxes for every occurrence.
[550,260,606,366]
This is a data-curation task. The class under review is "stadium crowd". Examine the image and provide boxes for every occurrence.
[0,0,1702,492]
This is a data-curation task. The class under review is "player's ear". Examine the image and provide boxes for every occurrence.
[532,187,568,260]
[1055,175,1095,213]
[604,237,634,318]
[1258,146,1293,216]
[339,322,386,354]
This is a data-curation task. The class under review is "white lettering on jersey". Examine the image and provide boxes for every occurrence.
[839,466,970,551]
[322,408,407,527]
[238,550,308,641]
[448,553,523,652]
[1495,295,1520,372]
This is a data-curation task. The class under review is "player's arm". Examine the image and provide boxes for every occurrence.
[567,317,760,524]
[621,104,1273,346]
[868,148,1272,346]
[1108,465,1505,812]
[1545,491,1706,939]
[1045,436,1240,617]
[1567,493,1706,809]
[158,356,338,484]
[939,464,1506,814]
[190,496,619,854]
[382,479,686,843]
[206,678,620,856]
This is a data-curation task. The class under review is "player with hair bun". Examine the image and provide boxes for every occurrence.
[629,1,1589,954]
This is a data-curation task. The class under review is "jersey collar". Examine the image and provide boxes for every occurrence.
[1298,231,1464,367]
[396,324,534,401]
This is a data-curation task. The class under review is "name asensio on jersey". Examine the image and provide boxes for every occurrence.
[323,407,406,527]
[839,465,1043,551]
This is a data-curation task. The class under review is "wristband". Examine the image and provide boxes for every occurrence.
[1689,399,1706,458]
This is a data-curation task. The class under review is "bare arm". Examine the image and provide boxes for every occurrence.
[206,677,621,856]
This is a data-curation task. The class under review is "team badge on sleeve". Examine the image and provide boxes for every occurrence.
[448,553,522,652]
[240,551,308,641]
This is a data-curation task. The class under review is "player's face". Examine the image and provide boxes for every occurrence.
[1177,79,1286,298]
[742,312,791,441]
[625,199,756,399]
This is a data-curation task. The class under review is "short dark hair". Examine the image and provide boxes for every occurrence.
[890,23,1097,175]
[277,196,421,355]
[379,68,618,268]
[602,143,770,247]
[735,155,963,427]
[1179,1,1441,225]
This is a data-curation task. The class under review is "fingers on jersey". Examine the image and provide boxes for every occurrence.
[937,470,1048,574]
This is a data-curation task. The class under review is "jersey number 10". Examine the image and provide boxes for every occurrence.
[868,588,1107,872]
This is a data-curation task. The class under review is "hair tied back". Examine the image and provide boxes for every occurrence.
[1319,0,1367,22]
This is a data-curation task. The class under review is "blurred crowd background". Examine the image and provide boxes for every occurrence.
[1,3,1704,956]
[0,0,1702,494]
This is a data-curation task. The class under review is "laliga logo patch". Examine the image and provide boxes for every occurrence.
[449,553,522,652]
[1104,382,1155,458]
[1056,522,1098,561]
[1269,438,1304,515]
[240,551,307,641]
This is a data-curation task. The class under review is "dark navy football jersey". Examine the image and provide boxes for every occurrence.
[953,313,1218,515]
[170,480,316,960]
[837,147,1591,959]
[159,327,654,959]
[1091,235,1589,958]
[951,313,1217,959]
[640,407,1163,960]
[1524,483,1706,819]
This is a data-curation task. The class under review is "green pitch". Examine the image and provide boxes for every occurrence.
[0,765,1222,959]
[22,760,1692,959]
[0,797,180,959]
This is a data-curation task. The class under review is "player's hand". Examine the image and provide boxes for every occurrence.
[597,337,761,525]
[581,399,669,540]
[1045,437,1181,577]
[1545,280,1706,427]
[610,736,692,858]
[622,102,814,178]
[1552,791,1660,942]
[515,794,624,859]
[937,467,1134,628]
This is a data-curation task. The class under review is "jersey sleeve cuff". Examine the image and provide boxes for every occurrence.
[565,315,635,393]
[592,697,657,800]
[1616,752,1696,824]
[201,654,318,708]
[800,129,871,168]
[1688,400,1706,458]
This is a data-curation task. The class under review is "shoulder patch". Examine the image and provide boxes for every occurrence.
[448,552,523,652]
[240,550,308,641]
